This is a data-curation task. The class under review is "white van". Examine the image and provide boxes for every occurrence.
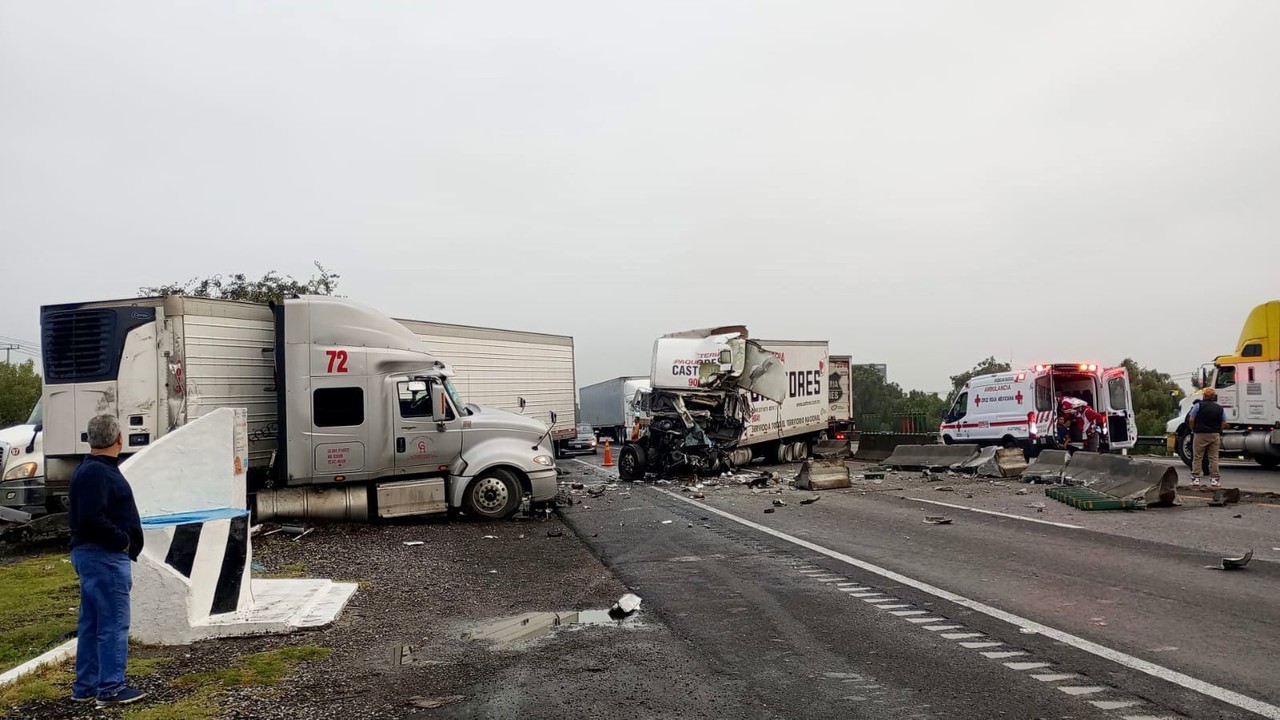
[939,363,1136,451]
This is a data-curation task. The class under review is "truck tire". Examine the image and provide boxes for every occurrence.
[1175,429,1193,468]
[774,443,789,464]
[464,469,522,520]
[618,444,646,481]
[1256,456,1280,470]
[793,441,809,461]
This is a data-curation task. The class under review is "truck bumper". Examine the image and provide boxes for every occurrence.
[528,468,558,502]
[0,476,46,512]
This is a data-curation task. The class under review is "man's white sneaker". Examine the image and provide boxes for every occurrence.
[1190,477,1201,487]
[1210,478,1221,488]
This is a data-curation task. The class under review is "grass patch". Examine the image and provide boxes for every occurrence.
[0,662,73,707]
[123,687,219,720]
[174,645,331,689]
[257,562,310,579]
[128,656,172,677]
[0,553,78,673]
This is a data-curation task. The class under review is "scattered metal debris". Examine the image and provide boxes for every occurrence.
[933,485,954,492]
[1222,550,1253,570]
[289,528,314,542]
[923,515,952,525]
[764,508,776,514]
[799,496,820,505]
[772,499,787,507]
[481,535,498,540]
[403,541,425,547]
[547,529,564,537]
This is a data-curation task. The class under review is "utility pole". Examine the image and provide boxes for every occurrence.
[2,345,18,364]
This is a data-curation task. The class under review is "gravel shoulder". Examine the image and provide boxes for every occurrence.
[5,496,706,720]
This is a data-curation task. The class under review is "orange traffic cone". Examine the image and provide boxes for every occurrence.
[602,439,615,467]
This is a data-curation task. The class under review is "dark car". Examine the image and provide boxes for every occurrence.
[558,424,599,457]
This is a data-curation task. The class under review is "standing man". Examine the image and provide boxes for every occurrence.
[1188,388,1228,488]
[68,414,147,706]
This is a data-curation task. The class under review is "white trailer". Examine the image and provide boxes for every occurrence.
[395,319,578,446]
[579,376,650,443]
[739,340,831,463]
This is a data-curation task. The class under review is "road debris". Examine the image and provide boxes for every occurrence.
[611,593,642,617]
[772,499,787,507]
[281,524,308,536]
[933,485,954,492]
[403,541,425,547]
[1016,488,1030,496]
[547,530,564,538]
[800,496,821,505]
[692,492,706,499]
[481,535,498,540]
[290,527,315,542]
[923,515,952,525]
[661,520,673,525]
[764,508,776,514]
[1221,549,1254,571]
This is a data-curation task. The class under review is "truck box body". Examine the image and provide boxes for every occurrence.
[743,340,830,447]
[396,319,577,442]
[579,376,650,442]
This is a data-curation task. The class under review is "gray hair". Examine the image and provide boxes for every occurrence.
[86,414,122,450]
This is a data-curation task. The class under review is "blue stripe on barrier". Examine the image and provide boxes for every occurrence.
[141,507,249,528]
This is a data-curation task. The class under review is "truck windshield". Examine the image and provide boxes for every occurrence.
[25,399,42,426]
[443,378,470,415]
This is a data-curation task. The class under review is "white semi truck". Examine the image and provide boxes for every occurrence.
[741,339,834,464]
[578,376,651,444]
[1166,301,1280,469]
[0,400,44,512]
[40,295,568,521]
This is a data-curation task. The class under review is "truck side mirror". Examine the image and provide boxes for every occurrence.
[432,387,450,424]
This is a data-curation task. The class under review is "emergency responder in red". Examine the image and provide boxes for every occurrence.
[1056,395,1106,451]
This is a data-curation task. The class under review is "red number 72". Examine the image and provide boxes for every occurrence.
[325,350,349,373]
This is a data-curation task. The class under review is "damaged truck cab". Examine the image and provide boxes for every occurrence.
[40,295,558,521]
[618,327,788,480]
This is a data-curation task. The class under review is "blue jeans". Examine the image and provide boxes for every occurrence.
[71,544,132,698]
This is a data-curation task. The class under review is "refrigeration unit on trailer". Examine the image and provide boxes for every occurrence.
[939,363,1135,452]
[40,295,559,520]
[579,376,650,444]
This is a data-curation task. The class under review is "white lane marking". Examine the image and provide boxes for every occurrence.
[1121,716,1179,720]
[1091,700,1143,710]
[983,651,1027,659]
[864,598,897,604]
[941,633,985,640]
[924,625,964,631]
[849,592,884,598]
[960,642,1002,649]
[890,611,930,617]
[904,497,1085,529]
[1059,686,1108,696]
[1006,662,1052,671]
[659,489,1280,719]
[815,577,846,583]
[905,617,947,624]
[1033,674,1081,682]
[877,605,913,610]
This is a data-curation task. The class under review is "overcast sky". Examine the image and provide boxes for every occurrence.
[3,1,1278,394]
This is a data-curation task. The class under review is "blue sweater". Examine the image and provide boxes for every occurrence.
[68,455,143,561]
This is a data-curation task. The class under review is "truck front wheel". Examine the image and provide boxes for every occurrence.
[618,444,646,481]
[464,469,522,520]
[1176,429,1193,468]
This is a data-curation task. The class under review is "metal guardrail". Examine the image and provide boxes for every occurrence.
[1135,436,1167,448]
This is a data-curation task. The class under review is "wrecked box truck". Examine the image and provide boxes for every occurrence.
[617,326,788,480]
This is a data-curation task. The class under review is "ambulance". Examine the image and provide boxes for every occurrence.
[939,363,1136,452]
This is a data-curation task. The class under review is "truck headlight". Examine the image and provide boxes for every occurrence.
[3,462,39,481]
[533,455,555,467]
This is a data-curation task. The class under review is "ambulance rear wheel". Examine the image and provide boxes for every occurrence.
[1001,436,1017,449]
[942,435,954,445]
[464,469,522,520]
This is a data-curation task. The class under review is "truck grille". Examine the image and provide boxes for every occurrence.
[41,309,117,382]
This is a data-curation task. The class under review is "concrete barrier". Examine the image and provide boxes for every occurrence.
[122,408,357,645]
[1023,449,1069,484]
[853,433,935,462]
[953,447,1027,478]
[1060,451,1179,506]
[794,458,851,490]
[883,444,979,470]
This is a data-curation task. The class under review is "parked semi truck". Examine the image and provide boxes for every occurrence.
[0,400,44,512]
[1166,301,1280,469]
[40,295,566,520]
[578,376,651,444]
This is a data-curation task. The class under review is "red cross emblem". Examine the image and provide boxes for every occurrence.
[974,396,982,406]
[1015,391,1024,405]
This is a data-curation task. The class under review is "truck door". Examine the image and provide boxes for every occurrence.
[942,392,969,441]
[1214,365,1239,422]
[1103,367,1136,448]
[393,379,463,476]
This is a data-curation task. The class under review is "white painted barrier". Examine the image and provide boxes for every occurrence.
[122,408,356,645]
